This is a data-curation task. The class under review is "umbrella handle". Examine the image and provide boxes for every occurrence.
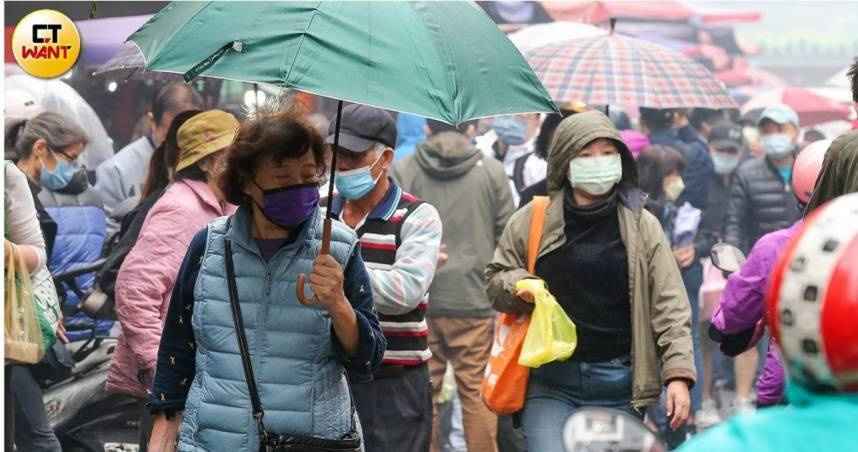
[296,218,332,306]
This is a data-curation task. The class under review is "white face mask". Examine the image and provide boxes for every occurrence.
[664,176,686,202]
[567,154,622,196]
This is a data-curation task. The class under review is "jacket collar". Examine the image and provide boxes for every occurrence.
[180,179,229,216]
[225,204,321,255]
[330,179,401,221]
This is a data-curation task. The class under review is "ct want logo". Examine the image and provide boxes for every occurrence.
[12,9,81,78]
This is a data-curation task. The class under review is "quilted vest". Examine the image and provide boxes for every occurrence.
[178,207,359,452]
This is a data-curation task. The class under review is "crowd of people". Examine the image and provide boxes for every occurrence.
[4,51,858,452]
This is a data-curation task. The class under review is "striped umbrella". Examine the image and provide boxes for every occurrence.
[525,28,736,110]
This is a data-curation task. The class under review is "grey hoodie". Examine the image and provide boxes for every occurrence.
[392,131,514,317]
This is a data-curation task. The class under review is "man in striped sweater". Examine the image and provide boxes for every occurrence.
[327,104,442,452]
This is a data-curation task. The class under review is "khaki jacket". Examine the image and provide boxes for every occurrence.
[485,111,696,408]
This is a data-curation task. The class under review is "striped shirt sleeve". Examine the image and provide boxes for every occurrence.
[365,202,442,316]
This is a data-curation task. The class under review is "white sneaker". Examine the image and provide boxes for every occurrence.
[695,400,722,430]
[732,398,756,415]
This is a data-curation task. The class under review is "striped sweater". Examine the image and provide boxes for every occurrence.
[333,181,442,366]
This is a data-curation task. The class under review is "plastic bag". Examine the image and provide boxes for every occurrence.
[517,279,576,368]
[5,245,45,364]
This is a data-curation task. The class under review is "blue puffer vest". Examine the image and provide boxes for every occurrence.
[178,207,359,452]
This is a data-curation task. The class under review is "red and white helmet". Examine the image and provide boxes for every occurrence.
[766,192,858,392]
[792,139,832,205]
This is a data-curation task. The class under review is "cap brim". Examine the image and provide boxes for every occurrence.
[325,132,376,153]
[711,139,742,150]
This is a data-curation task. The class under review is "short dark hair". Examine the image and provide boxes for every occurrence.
[426,118,479,135]
[152,83,204,124]
[638,107,676,131]
[174,158,210,183]
[690,108,723,130]
[636,145,686,201]
[848,56,858,103]
[219,105,325,207]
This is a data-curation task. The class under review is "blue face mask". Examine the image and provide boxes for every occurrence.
[492,117,528,146]
[335,153,384,200]
[711,151,741,175]
[39,150,76,190]
[761,133,794,159]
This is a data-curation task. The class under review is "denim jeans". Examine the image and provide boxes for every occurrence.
[520,355,641,452]
[8,365,62,451]
[681,262,704,412]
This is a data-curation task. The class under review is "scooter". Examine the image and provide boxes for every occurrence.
[563,407,667,452]
[41,260,141,452]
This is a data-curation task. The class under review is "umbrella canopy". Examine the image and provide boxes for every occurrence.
[741,87,852,127]
[126,1,557,124]
[525,31,736,110]
[507,21,606,53]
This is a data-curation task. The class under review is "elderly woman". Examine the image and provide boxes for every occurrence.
[486,111,696,452]
[147,107,386,452]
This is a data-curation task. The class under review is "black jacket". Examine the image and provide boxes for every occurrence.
[724,157,801,253]
[695,173,731,259]
[649,125,713,210]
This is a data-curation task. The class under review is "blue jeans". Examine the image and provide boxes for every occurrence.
[520,355,641,452]
[681,262,704,412]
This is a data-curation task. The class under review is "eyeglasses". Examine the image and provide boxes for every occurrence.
[48,146,80,165]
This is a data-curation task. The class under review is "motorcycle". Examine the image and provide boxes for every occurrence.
[563,407,667,452]
[42,259,141,452]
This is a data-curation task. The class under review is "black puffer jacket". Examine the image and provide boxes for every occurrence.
[695,173,731,259]
[724,157,801,252]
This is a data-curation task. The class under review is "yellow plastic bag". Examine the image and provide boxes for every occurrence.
[516,279,577,368]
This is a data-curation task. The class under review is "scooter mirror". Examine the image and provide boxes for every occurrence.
[563,407,666,452]
[710,243,747,274]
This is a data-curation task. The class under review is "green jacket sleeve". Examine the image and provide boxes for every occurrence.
[485,205,534,315]
[641,211,697,386]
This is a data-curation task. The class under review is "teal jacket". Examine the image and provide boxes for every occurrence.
[679,383,858,452]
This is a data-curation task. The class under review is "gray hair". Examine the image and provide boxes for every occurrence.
[374,142,389,154]
[4,111,89,161]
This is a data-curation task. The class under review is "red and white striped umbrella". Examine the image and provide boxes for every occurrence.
[525,31,736,110]
[741,87,852,127]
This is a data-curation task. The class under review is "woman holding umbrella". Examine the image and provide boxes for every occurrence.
[147,107,385,452]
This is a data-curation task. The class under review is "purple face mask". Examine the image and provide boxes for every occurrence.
[253,181,319,230]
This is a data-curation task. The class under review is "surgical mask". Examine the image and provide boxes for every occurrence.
[567,154,622,196]
[761,133,794,159]
[711,152,741,175]
[253,181,319,230]
[335,153,384,200]
[664,176,686,202]
[38,150,75,190]
[492,116,528,146]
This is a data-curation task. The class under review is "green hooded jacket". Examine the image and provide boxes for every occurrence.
[485,111,696,408]
[806,130,858,213]
[392,131,514,317]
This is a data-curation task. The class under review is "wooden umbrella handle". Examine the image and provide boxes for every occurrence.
[296,218,332,306]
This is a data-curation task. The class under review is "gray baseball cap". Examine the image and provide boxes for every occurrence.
[325,104,397,152]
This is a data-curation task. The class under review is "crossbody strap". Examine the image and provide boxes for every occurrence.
[223,216,358,440]
[224,227,268,438]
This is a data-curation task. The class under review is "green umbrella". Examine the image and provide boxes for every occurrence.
[128,1,557,124]
[128,1,557,304]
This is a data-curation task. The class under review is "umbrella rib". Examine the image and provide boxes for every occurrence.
[136,1,211,71]
[282,1,323,85]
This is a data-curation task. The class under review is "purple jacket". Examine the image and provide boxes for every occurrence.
[711,221,801,406]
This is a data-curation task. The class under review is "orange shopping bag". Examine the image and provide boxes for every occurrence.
[482,196,548,414]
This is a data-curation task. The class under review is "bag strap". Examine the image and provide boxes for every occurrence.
[527,196,550,274]
[224,217,269,440]
[223,216,358,441]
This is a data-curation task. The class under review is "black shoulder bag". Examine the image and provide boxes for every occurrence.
[224,236,361,452]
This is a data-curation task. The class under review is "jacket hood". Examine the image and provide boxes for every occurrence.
[547,110,639,196]
[414,131,482,180]
[806,129,858,213]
